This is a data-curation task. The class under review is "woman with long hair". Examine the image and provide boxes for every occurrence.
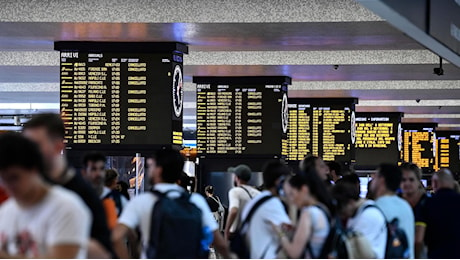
[270,168,334,258]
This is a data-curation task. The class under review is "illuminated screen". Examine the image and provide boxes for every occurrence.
[435,131,460,174]
[401,123,437,172]
[194,77,290,156]
[287,98,357,165]
[355,113,403,169]
[55,42,186,149]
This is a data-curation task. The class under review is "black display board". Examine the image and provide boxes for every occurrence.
[287,98,357,166]
[429,0,460,55]
[54,42,187,151]
[354,112,403,170]
[401,123,437,173]
[193,76,291,157]
[435,131,460,174]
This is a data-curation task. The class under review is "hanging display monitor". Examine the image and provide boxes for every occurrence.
[55,42,187,150]
[355,112,403,169]
[287,98,358,165]
[435,131,460,174]
[193,76,291,157]
[401,123,437,172]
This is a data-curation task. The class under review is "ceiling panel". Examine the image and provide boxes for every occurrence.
[0,21,422,51]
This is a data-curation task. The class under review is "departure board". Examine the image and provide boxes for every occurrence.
[287,98,357,165]
[435,131,460,174]
[355,113,403,169]
[401,123,437,172]
[193,76,291,156]
[55,42,187,150]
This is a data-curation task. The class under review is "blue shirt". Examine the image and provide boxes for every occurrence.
[375,195,415,259]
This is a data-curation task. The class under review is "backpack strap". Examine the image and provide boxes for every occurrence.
[239,186,253,199]
[238,195,273,230]
[308,204,334,259]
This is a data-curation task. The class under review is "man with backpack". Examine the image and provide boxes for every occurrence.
[332,182,387,258]
[225,164,260,241]
[370,164,415,258]
[112,148,230,259]
[238,161,291,259]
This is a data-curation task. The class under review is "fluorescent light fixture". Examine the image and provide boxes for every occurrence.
[405,114,460,118]
[0,103,59,109]
[438,124,460,128]
[358,100,460,106]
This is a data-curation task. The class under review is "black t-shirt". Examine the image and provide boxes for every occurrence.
[413,193,429,223]
[419,188,460,259]
[63,171,115,256]
[206,195,220,213]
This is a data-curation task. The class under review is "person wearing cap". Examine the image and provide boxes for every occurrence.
[224,164,260,241]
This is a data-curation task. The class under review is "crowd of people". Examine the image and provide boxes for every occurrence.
[0,112,459,259]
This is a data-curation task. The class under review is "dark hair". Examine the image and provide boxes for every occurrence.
[262,160,290,189]
[105,169,119,186]
[83,152,107,168]
[23,113,65,140]
[117,181,130,200]
[332,182,360,211]
[287,168,335,214]
[300,155,319,172]
[399,162,422,181]
[205,185,214,194]
[339,173,360,186]
[378,163,402,192]
[152,148,184,183]
[326,161,342,176]
[0,132,48,182]
[178,171,190,191]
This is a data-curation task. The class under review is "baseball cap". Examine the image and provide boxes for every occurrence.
[228,164,252,182]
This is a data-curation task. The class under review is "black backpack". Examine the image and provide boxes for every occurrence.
[146,190,208,259]
[103,190,123,217]
[363,205,410,259]
[230,195,273,259]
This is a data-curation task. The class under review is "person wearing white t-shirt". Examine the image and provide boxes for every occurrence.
[241,161,291,259]
[332,181,387,258]
[225,164,260,241]
[112,149,230,259]
[0,132,91,259]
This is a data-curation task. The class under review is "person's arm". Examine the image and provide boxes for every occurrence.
[272,210,311,259]
[87,239,111,258]
[224,207,238,240]
[0,244,80,259]
[224,189,239,240]
[414,224,426,259]
[112,223,131,259]
[212,230,231,258]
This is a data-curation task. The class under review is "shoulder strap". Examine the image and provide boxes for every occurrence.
[239,186,253,199]
[308,205,333,259]
[239,195,273,230]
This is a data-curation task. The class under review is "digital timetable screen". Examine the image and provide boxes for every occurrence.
[55,42,186,150]
[194,77,290,156]
[401,123,437,172]
[355,113,403,169]
[287,98,357,165]
[435,131,460,174]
